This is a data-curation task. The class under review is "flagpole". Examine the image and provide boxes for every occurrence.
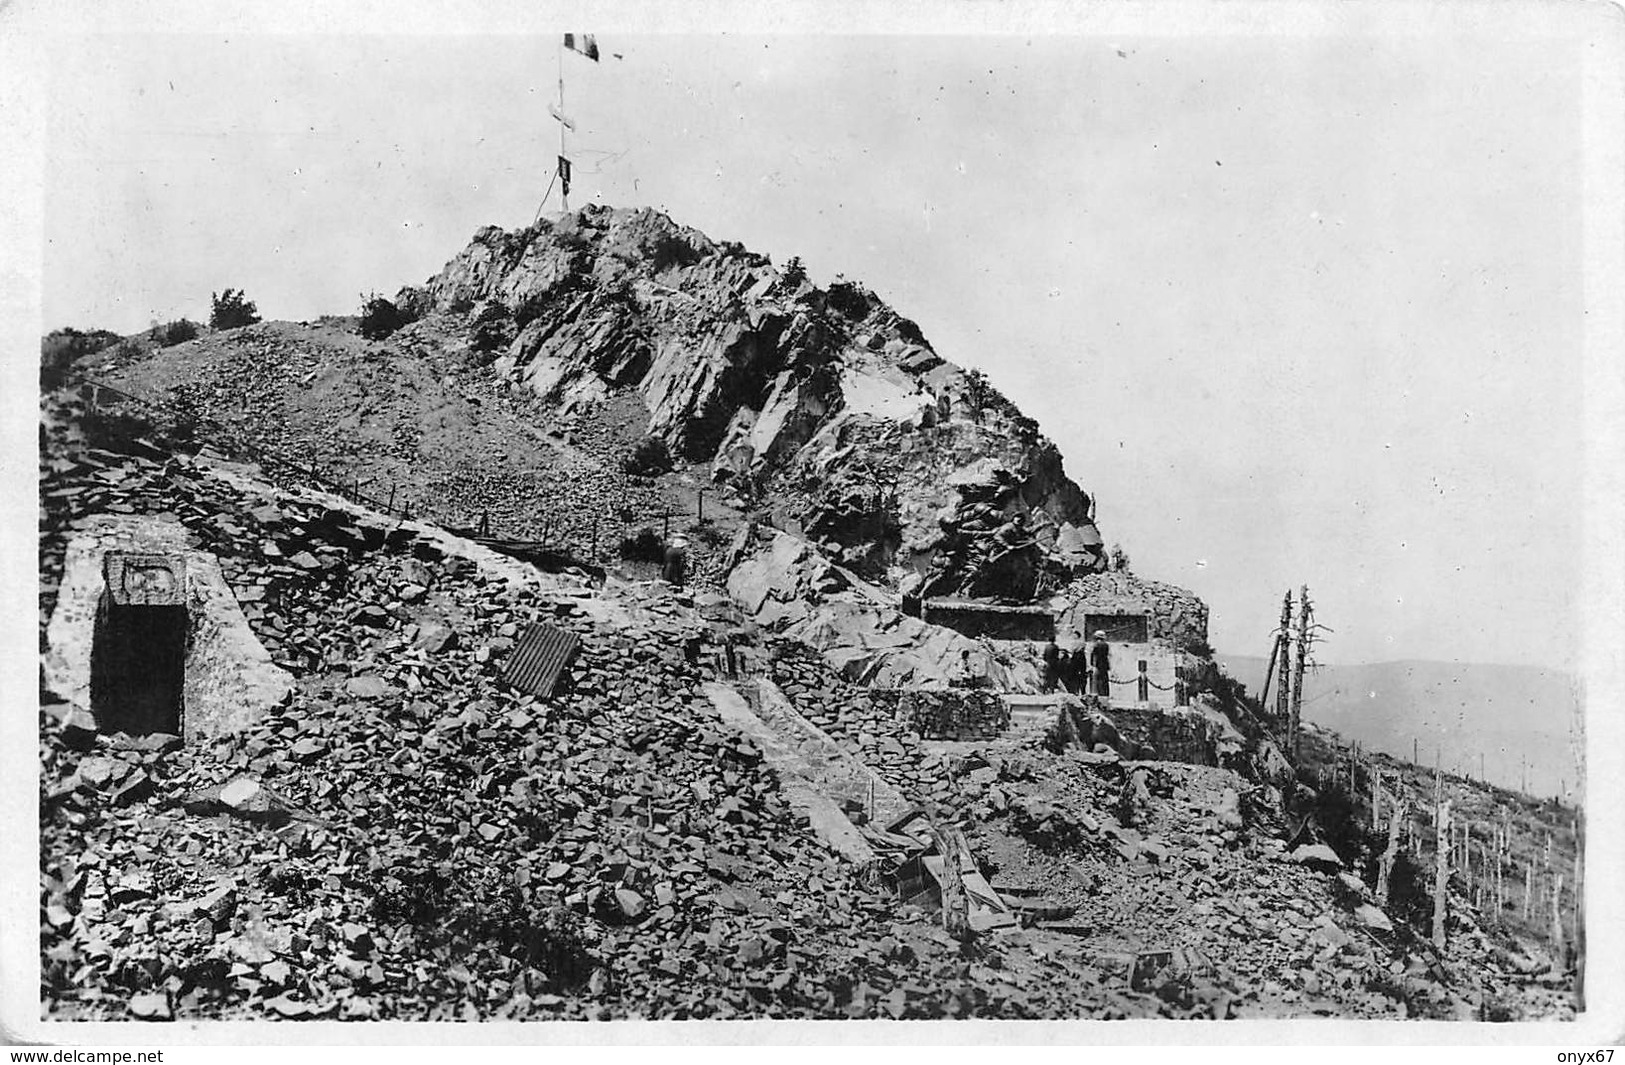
[558,38,568,214]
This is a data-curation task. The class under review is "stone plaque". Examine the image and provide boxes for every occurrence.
[103,551,188,607]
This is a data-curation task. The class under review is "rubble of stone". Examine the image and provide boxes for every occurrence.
[89,318,700,581]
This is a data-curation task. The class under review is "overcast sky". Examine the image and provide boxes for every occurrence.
[33,13,1600,670]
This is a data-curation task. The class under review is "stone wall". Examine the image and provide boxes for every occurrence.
[1053,572,1209,652]
[897,687,1010,741]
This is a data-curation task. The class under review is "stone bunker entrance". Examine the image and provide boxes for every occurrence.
[89,552,190,736]
[44,516,294,743]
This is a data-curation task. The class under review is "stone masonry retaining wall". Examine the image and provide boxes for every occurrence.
[1053,571,1209,651]
[897,687,1010,741]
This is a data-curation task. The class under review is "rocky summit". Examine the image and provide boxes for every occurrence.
[38,205,1579,1024]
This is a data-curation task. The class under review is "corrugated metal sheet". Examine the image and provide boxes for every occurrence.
[102,552,187,607]
[501,621,580,698]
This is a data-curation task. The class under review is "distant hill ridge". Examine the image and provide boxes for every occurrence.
[1218,654,1581,801]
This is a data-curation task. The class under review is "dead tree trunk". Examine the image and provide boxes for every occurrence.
[1371,767,1382,834]
[1433,799,1452,950]
[1289,585,1311,760]
[1551,872,1566,962]
[1275,591,1293,747]
[1574,811,1586,1008]
[1379,800,1406,905]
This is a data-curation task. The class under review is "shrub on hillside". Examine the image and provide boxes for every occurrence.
[825,278,870,320]
[358,293,412,340]
[155,318,199,347]
[1385,849,1436,935]
[1303,770,1368,863]
[648,232,701,272]
[963,367,990,421]
[780,256,808,290]
[41,327,121,386]
[691,520,730,548]
[209,288,260,330]
[394,285,436,320]
[894,315,926,347]
[618,527,666,563]
[621,434,673,477]
[468,303,513,363]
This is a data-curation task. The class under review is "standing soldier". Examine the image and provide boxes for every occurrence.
[1041,641,1062,693]
[662,537,688,588]
[1090,630,1112,698]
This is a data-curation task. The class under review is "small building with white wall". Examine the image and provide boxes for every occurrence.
[1051,572,1209,710]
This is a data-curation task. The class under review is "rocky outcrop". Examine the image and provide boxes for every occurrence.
[405,205,1108,597]
[725,526,1045,692]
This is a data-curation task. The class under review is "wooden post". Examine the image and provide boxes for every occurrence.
[387,483,398,512]
[591,514,599,561]
[663,508,671,541]
[1433,798,1452,949]
[697,487,705,524]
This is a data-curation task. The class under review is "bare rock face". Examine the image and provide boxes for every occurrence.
[405,205,1108,599]
[725,527,1044,691]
